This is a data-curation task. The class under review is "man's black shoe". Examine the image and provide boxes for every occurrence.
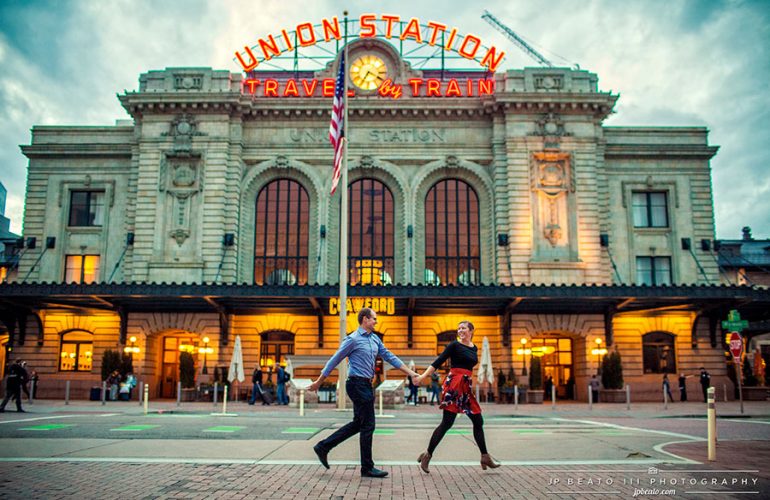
[313,444,329,469]
[361,468,388,478]
[17,409,25,413]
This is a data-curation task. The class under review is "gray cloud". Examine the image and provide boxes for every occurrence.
[0,0,768,239]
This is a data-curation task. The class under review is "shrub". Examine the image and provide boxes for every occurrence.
[101,349,122,381]
[179,351,196,388]
[529,357,542,390]
[743,358,759,387]
[601,351,624,390]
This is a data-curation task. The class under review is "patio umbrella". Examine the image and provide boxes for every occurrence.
[228,335,245,400]
[285,357,294,380]
[477,337,494,401]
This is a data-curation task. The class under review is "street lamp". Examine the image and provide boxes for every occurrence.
[123,336,140,354]
[198,336,213,375]
[516,338,531,376]
[591,337,608,375]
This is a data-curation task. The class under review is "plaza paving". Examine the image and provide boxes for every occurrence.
[0,399,768,498]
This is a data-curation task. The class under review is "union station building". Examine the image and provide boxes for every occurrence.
[2,34,768,402]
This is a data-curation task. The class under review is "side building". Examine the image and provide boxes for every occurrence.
[2,38,768,401]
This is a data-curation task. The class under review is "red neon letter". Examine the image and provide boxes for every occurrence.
[445,28,458,51]
[426,79,441,97]
[284,79,299,97]
[409,78,424,96]
[478,79,495,96]
[235,46,258,72]
[458,34,481,59]
[259,34,281,60]
[446,79,462,97]
[296,22,316,47]
[302,79,318,96]
[480,46,505,73]
[264,79,279,96]
[322,16,341,41]
[426,21,447,46]
[381,14,400,39]
[400,18,422,43]
[282,29,293,50]
[467,79,473,96]
[360,14,376,38]
[322,79,335,97]
[243,79,261,94]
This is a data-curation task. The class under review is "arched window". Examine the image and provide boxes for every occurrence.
[254,179,309,285]
[642,332,676,374]
[425,179,480,285]
[260,330,295,368]
[59,330,93,372]
[436,331,457,355]
[348,179,394,285]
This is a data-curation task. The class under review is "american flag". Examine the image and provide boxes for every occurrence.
[329,52,345,195]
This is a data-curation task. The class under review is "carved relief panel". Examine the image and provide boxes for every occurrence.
[530,152,578,261]
[158,151,203,259]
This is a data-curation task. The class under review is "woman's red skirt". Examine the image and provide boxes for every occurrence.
[439,368,481,415]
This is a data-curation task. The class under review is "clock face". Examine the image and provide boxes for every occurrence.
[350,54,388,90]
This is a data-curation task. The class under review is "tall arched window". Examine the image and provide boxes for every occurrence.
[260,330,295,368]
[254,179,309,284]
[59,330,93,372]
[436,330,457,355]
[425,179,480,285]
[642,331,676,374]
[348,179,394,285]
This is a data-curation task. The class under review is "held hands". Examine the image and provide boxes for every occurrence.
[411,374,423,386]
[307,379,323,392]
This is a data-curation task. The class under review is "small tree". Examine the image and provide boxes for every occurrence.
[601,351,624,390]
[743,358,759,387]
[120,352,134,376]
[179,351,196,388]
[101,349,122,381]
[529,357,542,390]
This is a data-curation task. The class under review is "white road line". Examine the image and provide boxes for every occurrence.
[723,418,770,425]
[550,417,705,441]
[0,415,81,425]
[652,439,702,464]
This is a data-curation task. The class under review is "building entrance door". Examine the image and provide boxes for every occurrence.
[161,336,197,398]
[531,337,574,400]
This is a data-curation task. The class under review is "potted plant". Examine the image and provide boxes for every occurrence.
[600,350,626,402]
[527,357,544,403]
[741,356,768,401]
[179,351,197,401]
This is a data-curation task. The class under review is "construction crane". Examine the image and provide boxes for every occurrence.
[481,10,553,67]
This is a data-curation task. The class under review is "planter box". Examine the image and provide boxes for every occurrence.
[527,390,544,404]
[742,386,769,401]
[600,389,626,403]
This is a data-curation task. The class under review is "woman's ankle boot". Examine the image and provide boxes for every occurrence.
[480,453,501,470]
[417,451,432,473]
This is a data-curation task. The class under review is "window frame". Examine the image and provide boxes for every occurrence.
[632,191,669,228]
[347,178,395,286]
[68,190,105,227]
[635,256,672,285]
[642,331,677,374]
[64,254,101,284]
[59,330,94,372]
[259,330,295,368]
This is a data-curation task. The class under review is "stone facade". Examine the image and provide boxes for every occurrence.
[4,40,731,401]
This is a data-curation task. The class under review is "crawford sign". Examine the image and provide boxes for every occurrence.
[329,297,396,316]
[234,14,505,73]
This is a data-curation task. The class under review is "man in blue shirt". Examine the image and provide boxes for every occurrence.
[308,307,418,478]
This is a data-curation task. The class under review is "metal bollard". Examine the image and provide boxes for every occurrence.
[222,385,228,415]
[723,383,727,403]
[101,381,107,405]
[588,384,593,410]
[663,387,668,410]
[514,386,518,410]
[300,389,305,417]
[176,381,181,407]
[551,385,556,410]
[143,383,149,415]
[65,380,70,405]
[626,384,631,411]
[213,382,218,406]
[28,380,35,404]
[378,389,383,417]
[138,381,144,406]
[707,387,716,461]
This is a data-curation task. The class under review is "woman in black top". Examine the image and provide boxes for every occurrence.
[412,320,500,473]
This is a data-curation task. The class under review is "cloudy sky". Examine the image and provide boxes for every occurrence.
[0,0,768,238]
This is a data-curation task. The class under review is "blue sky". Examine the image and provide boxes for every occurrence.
[0,0,768,238]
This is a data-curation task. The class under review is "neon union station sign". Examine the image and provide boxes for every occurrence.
[235,14,503,99]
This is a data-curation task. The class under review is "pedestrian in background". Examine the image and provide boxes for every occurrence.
[590,375,600,403]
[406,374,419,406]
[276,363,289,405]
[0,359,28,412]
[249,365,270,405]
[699,367,711,402]
[429,372,440,405]
[662,374,674,402]
[678,373,689,402]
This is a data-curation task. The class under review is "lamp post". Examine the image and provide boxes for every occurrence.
[516,338,531,376]
[591,338,607,375]
[124,336,140,355]
[199,336,212,375]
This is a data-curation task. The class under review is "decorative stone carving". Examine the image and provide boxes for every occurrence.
[160,150,203,248]
[162,114,206,152]
[360,156,375,169]
[446,155,460,168]
[275,156,289,168]
[531,152,575,251]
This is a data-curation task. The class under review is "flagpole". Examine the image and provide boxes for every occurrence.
[336,10,350,411]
